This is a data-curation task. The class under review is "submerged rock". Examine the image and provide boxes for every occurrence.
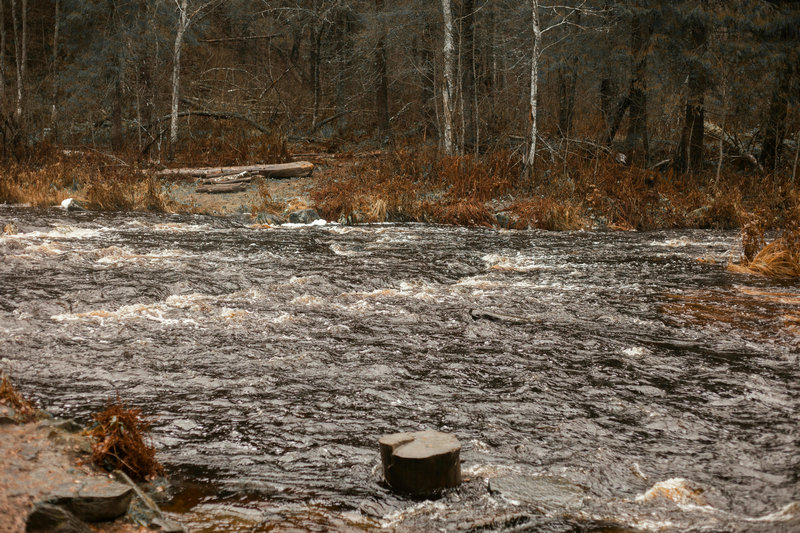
[287,208,321,224]
[379,430,462,495]
[255,212,285,225]
[488,474,584,511]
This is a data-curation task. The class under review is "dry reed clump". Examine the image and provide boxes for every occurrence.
[86,400,164,481]
[0,372,40,422]
[83,171,173,212]
[0,151,174,212]
[729,207,800,279]
[508,197,587,230]
[311,148,518,225]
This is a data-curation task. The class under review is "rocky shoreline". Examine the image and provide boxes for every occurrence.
[0,406,182,533]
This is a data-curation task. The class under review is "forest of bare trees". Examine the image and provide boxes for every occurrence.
[0,0,794,175]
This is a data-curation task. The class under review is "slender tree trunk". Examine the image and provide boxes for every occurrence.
[50,0,60,140]
[0,1,6,103]
[525,0,542,175]
[625,12,651,166]
[792,129,799,184]
[441,0,456,155]
[715,80,727,186]
[676,76,705,173]
[760,61,791,173]
[374,0,390,140]
[333,7,351,134]
[418,24,436,140]
[11,0,26,120]
[311,22,323,130]
[674,14,708,174]
[169,0,188,159]
[460,0,476,151]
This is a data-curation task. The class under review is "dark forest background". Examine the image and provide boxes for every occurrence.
[1,0,796,174]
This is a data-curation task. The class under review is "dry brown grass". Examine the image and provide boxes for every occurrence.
[86,400,164,481]
[0,373,40,422]
[0,151,174,212]
[729,203,800,279]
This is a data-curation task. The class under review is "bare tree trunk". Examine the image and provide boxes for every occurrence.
[625,12,651,166]
[374,0,390,140]
[676,77,705,173]
[715,81,727,186]
[792,129,799,185]
[332,7,351,134]
[674,13,708,174]
[760,60,791,173]
[0,1,5,103]
[417,23,436,140]
[441,0,456,155]
[50,0,60,140]
[11,0,26,120]
[524,0,542,175]
[460,0,476,151]
[169,0,188,160]
[311,22,323,130]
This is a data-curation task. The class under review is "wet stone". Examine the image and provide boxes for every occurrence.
[255,212,285,225]
[0,404,17,424]
[488,474,585,511]
[287,208,321,224]
[47,478,134,522]
[379,430,462,496]
[39,418,84,433]
[26,503,92,533]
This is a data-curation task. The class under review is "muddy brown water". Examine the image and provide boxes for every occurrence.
[1,205,798,532]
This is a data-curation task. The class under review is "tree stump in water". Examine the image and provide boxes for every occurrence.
[379,431,461,495]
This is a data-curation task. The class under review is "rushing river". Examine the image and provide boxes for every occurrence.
[1,205,798,532]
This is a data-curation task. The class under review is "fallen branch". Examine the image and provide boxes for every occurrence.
[195,182,249,194]
[155,161,314,179]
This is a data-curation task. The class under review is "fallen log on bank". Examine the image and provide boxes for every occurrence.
[195,182,249,194]
[155,161,314,179]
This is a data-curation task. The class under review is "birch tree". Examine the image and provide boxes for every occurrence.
[169,0,222,159]
[441,0,456,155]
[524,1,591,178]
[10,0,26,120]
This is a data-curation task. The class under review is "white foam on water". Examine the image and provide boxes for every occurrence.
[621,346,650,358]
[50,291,254,326]
[380,500,448,529]
[482,252,540,272]
[747,501,800,523]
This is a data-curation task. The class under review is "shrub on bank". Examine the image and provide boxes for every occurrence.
[86,400,164,482]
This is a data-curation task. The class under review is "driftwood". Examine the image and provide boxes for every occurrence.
[156,161,314,179]
[199,170,255,186]
[195,182,249,194]
[469,309,542,325]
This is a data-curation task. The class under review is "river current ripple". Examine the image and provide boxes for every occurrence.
[1,206,798,531]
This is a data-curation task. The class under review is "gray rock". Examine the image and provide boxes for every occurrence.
[47,478,134,522]
[150,517,187,532]
[0,404,17,424]
[495,212,511,229]
[255,212,285,225]
[488,474,584,511]
[26,503,92,533]
[38,418,83,433]
[379,430,462,495]
[287,208,321,224]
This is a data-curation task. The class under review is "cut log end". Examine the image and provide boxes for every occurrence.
[379,431,462,495]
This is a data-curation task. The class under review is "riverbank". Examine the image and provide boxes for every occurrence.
[1,144,799,279]
[0,378,181,533]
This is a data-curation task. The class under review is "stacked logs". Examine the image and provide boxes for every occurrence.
[153,162,314,194]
